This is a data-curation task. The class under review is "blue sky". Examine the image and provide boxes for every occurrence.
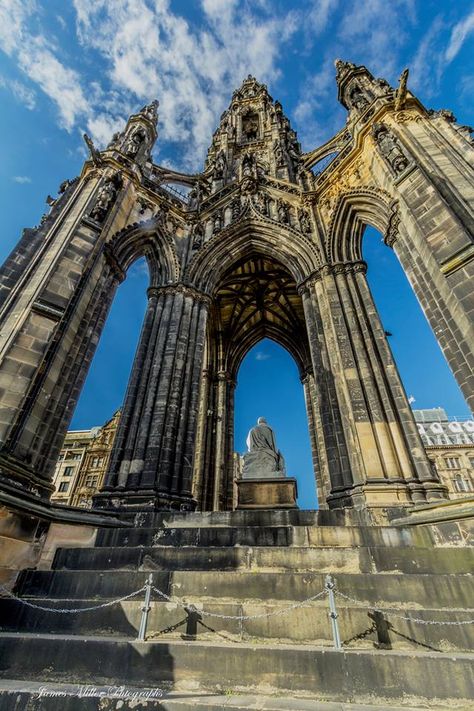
[0,1,473,506]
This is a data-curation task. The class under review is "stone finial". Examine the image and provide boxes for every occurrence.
[335,59,356,80]
[139,99,159,125]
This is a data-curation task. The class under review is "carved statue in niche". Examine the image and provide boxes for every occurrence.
[240,152,259,194]
[212,211,223,235]
[191,221,204,249]
[277,199,290,224]
[349,85,369,110]
[254,191,268,216]
[212,151,226,180]
[90,173,122,223]
[189,177,211,210]
[124,127,146,157]
[231,195,242,221]
[273,139,286,167]
[241,111,259,141]
[298,208,311,234]
[372,123,410,175]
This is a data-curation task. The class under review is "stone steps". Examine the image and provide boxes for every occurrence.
[52,543,473,575]
[14,569,474,608]
[95,524,434,548]
[0,681,457,711]
[3,511,473,706]
[1,597,472,652]
[0,634,472,706]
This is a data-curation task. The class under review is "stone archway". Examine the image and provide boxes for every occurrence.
[193,250,314,511]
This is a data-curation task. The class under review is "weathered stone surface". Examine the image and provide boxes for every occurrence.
[236,478,298,510]
[1,63,471,516]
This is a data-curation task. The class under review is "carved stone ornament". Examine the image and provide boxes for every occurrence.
[298,208,311,234]
[395,111,423,124]
[191,221,204,249]
[139,99,159,125]
[90,173,123,223]
[384,201,400,248]
[124,126,146,157]
[277,199,290,225]
[372,123,410,176]
[252,191,268,216]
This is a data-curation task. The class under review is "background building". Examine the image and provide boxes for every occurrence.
[51,411,120,508]
[413,408,474,498]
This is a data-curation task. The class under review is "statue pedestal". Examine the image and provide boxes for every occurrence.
[236,477,298,510]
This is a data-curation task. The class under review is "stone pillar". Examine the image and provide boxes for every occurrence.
[301,371,329,508]
[301,261,447,511]
[349,264,446,501]
[96,284,210,511]
[0,173,128,500]
[300,277,356,506]
[192,367,212,509]
[211,370,235,511]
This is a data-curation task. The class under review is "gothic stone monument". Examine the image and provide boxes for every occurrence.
[237,417,298,509]
[0,61,473,527]
[0,61,473,710]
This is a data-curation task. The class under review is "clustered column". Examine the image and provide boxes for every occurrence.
[300,260,447,509]
[97,283,210,511]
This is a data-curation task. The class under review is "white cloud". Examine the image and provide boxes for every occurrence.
[12,176,32,183]
[308,0,339,34]
[0,75,36,109]
[255,351,271,361]
[0,0,91,131]
[445,10,474,62]
[410,16,445,97]
[17,39,89,130]
[72,0,297,167]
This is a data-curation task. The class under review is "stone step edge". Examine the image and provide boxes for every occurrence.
[1,632,474,657]
[58,543,452,553]
[0,680,449,711]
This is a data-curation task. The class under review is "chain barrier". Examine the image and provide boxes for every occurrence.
[2,579,473,629]
[334,590,474,626]
[152,584,328,620]
[0,584,146,614]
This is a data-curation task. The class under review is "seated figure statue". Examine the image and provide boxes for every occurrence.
[242,417,286,479]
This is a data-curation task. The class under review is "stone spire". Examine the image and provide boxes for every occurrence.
[335,59,393,113]
[106,99,160,165]
[205,75,302,189]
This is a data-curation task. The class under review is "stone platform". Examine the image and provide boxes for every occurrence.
[236,476,298,509]
[0,510,473,709]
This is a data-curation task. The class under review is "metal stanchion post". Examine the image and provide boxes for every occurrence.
[137,574,153,642]
[325,574,342,650]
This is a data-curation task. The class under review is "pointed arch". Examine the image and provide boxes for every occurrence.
[327,187,395,263]
[106,216,180,286]
[184,215,322,293]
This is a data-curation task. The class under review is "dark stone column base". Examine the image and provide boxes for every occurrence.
[92,488,197,513]
[236,477,298,510]
[0,454,54,500]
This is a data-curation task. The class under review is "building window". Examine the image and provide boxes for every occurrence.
[58,481,69,492]
[454,477,472,493]
[66,452,81,460]
[85,475,99,488]
[63,466,74,477]
[445,456,460,469]
[90,456,103,468]
[468,457,474,469]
